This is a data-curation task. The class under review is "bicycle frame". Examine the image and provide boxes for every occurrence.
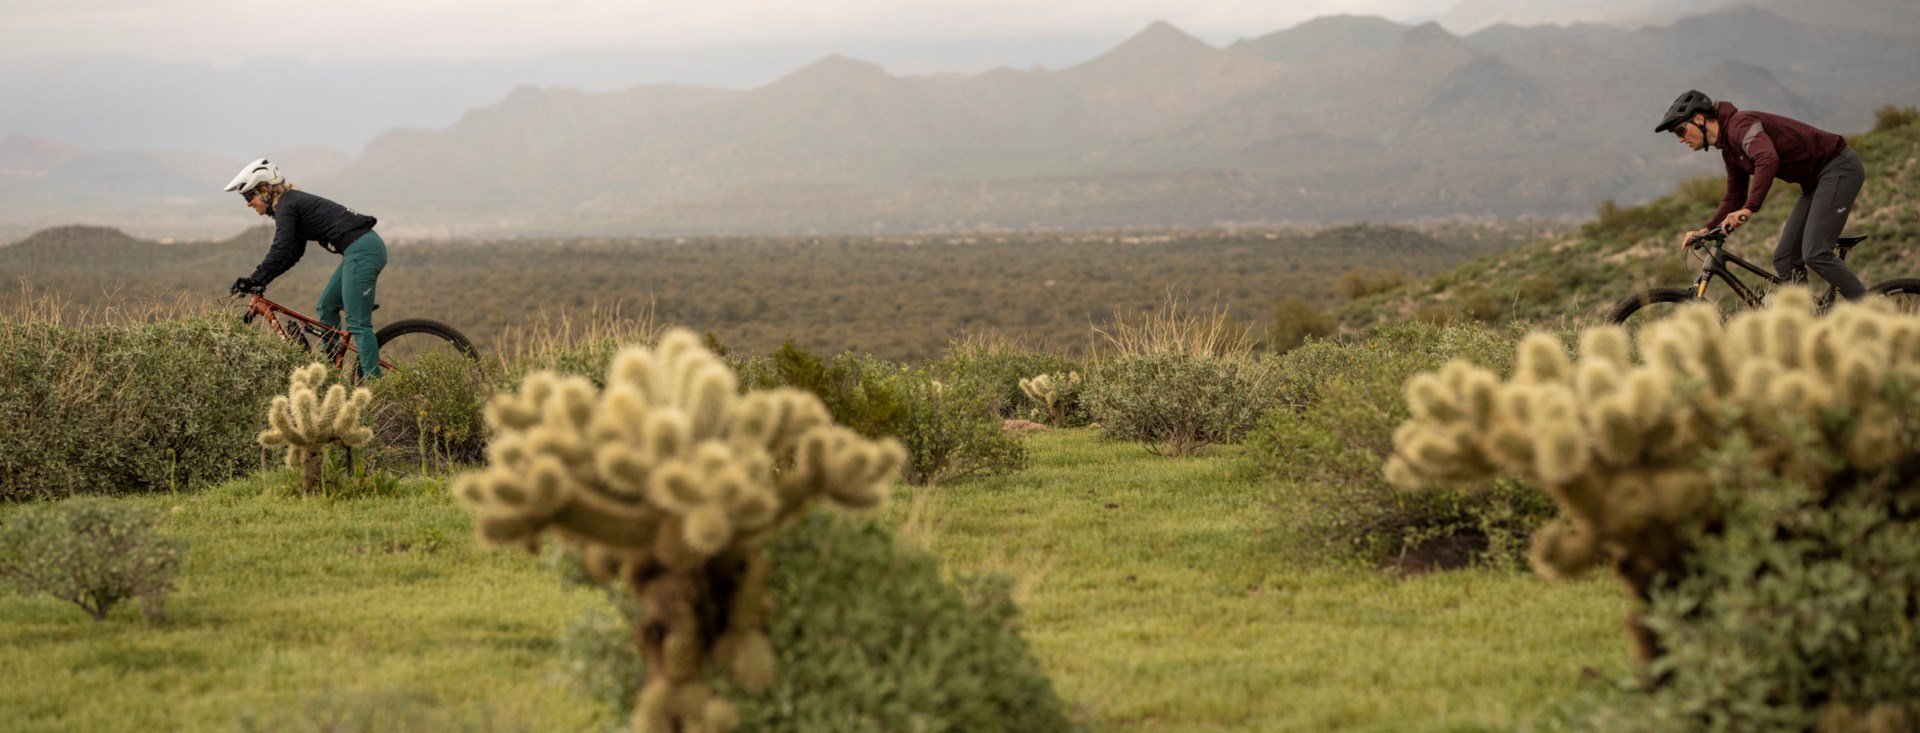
[240,294,396,373]
[1687,234,1844,309]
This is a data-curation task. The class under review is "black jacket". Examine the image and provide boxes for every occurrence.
[248,190,378,285]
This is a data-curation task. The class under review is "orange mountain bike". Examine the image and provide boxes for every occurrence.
[236,292,477,377]
[1607,227,1920,325]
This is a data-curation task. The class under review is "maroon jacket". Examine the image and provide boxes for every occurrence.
[1707,101,1849,228]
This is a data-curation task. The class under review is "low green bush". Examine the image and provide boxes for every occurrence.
[558,511,1070,733]
[1338,268,1407,300]
[367,349,489,472]
[0,317,304,499]
[0,497,184,622]
[1084,350,1282,456]
[1872,103,1919,133]
[1569,442,1920,731]
[1250,322,1549,566]
[933,341,1082,420]
[1268,296,1335,354]
[736,340,907,440]
[890,369,1028,485]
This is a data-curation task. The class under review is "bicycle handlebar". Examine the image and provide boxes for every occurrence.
[1685,227,1728,250]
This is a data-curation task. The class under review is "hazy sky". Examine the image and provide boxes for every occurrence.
[0,0,1449,62]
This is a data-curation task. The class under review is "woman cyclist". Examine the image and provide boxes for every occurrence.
[224,158,390,378]
[1655,90,1867,300]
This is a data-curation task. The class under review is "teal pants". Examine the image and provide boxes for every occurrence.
[317,232,388,378]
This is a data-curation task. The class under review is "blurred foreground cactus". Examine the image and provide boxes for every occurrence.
[453,329,905,733]
[257,363,374,494]
[1019,371,1080,425]
[1386,290,1920,662]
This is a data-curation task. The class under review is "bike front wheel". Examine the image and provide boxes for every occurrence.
[1605,287,1700,326]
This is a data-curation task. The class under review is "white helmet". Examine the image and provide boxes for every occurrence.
[222,158,283,193]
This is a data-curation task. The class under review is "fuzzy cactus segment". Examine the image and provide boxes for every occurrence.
[1020,371,1082,426]
[256,363,374,494]
[1386,290,1920,661]
[453,328,905,733]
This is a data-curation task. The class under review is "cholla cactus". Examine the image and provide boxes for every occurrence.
[1386,290,1920,661]
[257,363,374,494]
[453,329,905,733]
[1020,372,1082,426]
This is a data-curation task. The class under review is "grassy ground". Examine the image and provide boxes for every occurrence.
[0,430,1630,732]
[889,429,1629,732]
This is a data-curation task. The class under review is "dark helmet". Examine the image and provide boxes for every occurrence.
[1655,90,1715,133]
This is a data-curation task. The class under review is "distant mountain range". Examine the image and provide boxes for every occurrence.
[2,1,1917,240]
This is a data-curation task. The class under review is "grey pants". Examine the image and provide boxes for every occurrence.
[1772,147,1866,300]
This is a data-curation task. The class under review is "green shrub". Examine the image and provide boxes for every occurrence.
[1674,175,1725,209]
[0,317,304,499]
[368,348,489,472]
[559,511,1070,733]
[890,369,1029,485]
[1386,292,1920,665]
[1084,351,1281,456]
[492,337,631,390]
[1453,283,1505,322]
[1268,296,1335,354]
[933,341,1082,420]
[0,497,184,622]
[736,340,907,440]
[1569,442,1920,731]
[1338,268,1407,300]
[1250,322,1547,566]
[1872,103,1919,133]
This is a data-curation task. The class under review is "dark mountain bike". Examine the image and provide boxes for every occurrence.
[1607,228,1920,325]
[236,292,478,378]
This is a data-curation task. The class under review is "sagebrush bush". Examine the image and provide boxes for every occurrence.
[1387,290,1920,663]
[368,348,489,471]
[453,329,905,733]
[0,497,184,622]
[0,317,304,500]
[559,510,1070,733]
[890,370,1028,485]
[1084,350,1281,456]
[1248,322,1546,566]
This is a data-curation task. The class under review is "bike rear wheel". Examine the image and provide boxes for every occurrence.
[367,318,480,378]
[1869,278,1920,315]
[1606,287,1699,326]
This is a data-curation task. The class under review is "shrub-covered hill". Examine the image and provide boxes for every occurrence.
[1337,111,1920,329]
[1,222,1542,361]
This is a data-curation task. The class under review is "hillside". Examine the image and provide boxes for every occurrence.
[1336,114,1920,329]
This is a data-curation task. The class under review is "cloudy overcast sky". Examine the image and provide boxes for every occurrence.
[0,0,1450,62]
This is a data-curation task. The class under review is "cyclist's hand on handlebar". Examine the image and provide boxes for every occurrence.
[1678,228,1709,250]
[1721,208,1753,232]
[229,276,264,295]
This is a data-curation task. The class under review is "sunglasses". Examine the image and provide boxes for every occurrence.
[243,189,260,203]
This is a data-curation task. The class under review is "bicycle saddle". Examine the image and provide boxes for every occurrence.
[1837,235,1869,248]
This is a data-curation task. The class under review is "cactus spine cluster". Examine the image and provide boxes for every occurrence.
[1386,290,1920,661]
[453,329,906,733]
[257,362,374,493]
[1019,371,1081,425]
